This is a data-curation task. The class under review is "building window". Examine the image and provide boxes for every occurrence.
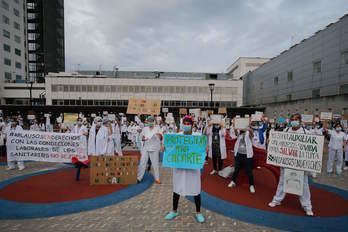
[313,60,321,73]
[14,48,21,56]
[69,85,75,92]
[286,94,292,101]
[14,35,21,43]
[3,29,10,38]
[82,85,87,92]
[342,50,348,65]
[287,71,293,81]
[340,84,348,94]
[14,0,19,4]
[13,8,20,17]
[312,89,320,98]
[14,21,20,30]
[4,72,11,81]
[63,85,69,92]
[4,58,11,66]
[87,85,92,92]
[274,76,278,85]
[15,61,21,69]
[51,85,58,92]
[1,0,9,10]
[260,81,263,89]
[3,44,10,52]
[2,15,9,24]
[16,75,21,80]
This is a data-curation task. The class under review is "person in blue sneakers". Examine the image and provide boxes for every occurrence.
[165,115,205,223]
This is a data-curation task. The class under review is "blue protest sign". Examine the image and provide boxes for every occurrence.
[162,134,207,170]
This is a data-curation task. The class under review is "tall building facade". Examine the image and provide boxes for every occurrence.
[226,57,269,80]
[243,14,348,117]
[27,0,64,83]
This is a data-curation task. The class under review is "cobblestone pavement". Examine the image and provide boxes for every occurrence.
[0,149,347,232]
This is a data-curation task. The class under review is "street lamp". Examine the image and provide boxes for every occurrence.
[26,80,34,107]
[208,83,215,109]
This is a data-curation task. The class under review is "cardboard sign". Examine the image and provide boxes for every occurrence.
[189,109,201,118]
[251,114,262,122]
[267,131,324,173]
[162,108,168,113]
[64,113,78,123]
[163,134,207,170]
[283,168,304,196]
[320,112,332,120]
[6,130,87,163]
[179,108,187,115]
[218,107,227,114]
[27,115,35,120]
[234,118,249,129]
[108,114,116,121]
[302,114,314,123]
[91,113,96,118]
[201,111,208,119]
[90,156,138,185]
[210,114,222,124]
[127,98,161,115]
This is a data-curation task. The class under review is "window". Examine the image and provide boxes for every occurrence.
[286,94,292,101]
[15,62,21,69]
[69,85,75,92]
[1,0,9,10]
[87,85,92,92]
[260,81,263,89]
[3,44,10,52]
[93,85,98,92]
[63,85,69,92]
[2,15,9,24]
[13,8,19,17]
[4,72,11,81]
[51,85,58,92]
[82,85,87,92]
[14,35,21,43]
[342,50,348,65]
[16,75,21,80]
[14,21,20,30]
[287,71,293,81]
[98,85,104,92]
[340,84,348,94]
[4,58,11,66]
[274,76,278,85]
[313,61,321,73]
[3,29,10,38]
[312,89,320,98]
[15,48,21,56]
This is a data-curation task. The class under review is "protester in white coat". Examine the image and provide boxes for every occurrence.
[165,115,205,223]
[73,118,88,149]
[88,117,101,155]
[96,118,111,156]
[206,122,227,175]
[112,119,123,156]
[137,116,162,183]
[268,113,314,216]
[6,121,25,170]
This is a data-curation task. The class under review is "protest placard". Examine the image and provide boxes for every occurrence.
[108,114,116,121]
[235,118,249,129]
[267,131,324,173]
[90,156,138,185]
[320,112,332,120]
[27,115,35,120]
[210,114,222,124]
[6,130,87,163]
[218,107,227,114]
[201,111,208,119]
[163,134,207,170]
[302,114,314,123]
[64,113,78,123]
[179,108,187,115]
[162,108,169,113]
[283,168,304,196]
[127,98,161,115]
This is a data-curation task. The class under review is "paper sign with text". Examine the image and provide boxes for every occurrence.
[127,98,161,115]
[267,131,324,173]
[163,134,207,170]
[235,118,249,129]
[6,130,87,163]
[320,112,332,120]
[302,114,314,123]
[283,168,304,196]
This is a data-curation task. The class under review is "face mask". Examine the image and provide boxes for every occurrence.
[183,125,191,132]
[145,122,154,127]
[291,120,300,128]
[271,124,275,128]
[336,127,342,132]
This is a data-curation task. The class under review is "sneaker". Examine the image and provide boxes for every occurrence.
[165,211,178,220]
[210,170,216,175]
[195,213,205,223]
[268,201,280,208]
[18,166,25,171]
[305,209,314,216]
[7,167,15,170]
[155,180,161,184]
[228,181,236,188]
[344,166,348,171]
[250,185,255,193]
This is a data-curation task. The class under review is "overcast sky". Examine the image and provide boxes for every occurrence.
[65,0,348,73]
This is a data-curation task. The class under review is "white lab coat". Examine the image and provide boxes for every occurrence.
[251,129,266,150]
[106,126,115,155]
[234,130,254,158]
[73,125,88,148]
[172,131,201,196]
[112,123,123,156]
[327,129,346,174]
[229,125,237,139]
[206,126,227,159]
[96,125,109,156]
[88,123,97,155]
[7,126,25,169]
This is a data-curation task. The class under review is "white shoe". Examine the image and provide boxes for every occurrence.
[7,167,15,170]
[305,209,314,216]
[249,185,255,193]
[268,201,280,208]
[343,166,348,171]
[210,170,216,175]
[228,181,236,188]
[18,166,25,171]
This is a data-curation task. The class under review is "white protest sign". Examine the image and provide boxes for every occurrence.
[91,113,96,118]
[320,112,332,120]
[283,168,304,196]
[210,114,222,124]
[108,114,116,121]
[267,131,324,173]
[201,111,208,119]
[235,118,249,129]
[167,113,173,118]
[27,115,35,120]
[162,108,168,113]
[6,130,88,163]
[251,114,262,122]
[302,114,313,123]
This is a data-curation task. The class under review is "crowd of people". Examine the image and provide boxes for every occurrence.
[0,111,347,221]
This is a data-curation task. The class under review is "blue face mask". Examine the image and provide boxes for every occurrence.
[183,125,191,132]
[291,120,300,128]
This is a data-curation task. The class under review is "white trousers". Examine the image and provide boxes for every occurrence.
[137,149,160,181]
[272,168,312,211]
[8,161,24,169]
[327,148,343,174]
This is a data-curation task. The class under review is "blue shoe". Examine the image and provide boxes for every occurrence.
[195,213,205,223]
[165,211,178,220]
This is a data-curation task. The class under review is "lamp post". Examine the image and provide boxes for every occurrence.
[208,83,215,110]
[27,80,34,107]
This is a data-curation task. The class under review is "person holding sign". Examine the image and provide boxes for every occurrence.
[96,117,112,156]
[323,122,347,175]
[137,116,163,184]
[228,118,255,193]
[165,115,205,223]
[6,120,25,170]
[268,113,314,216]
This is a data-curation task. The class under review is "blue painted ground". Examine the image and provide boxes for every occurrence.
[0,168,154,219]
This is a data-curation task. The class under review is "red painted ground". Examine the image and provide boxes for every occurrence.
[202,154,348,217]
[0,151,140,203]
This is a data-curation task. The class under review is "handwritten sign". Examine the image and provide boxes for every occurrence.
[267,131,324,173]
[211,114,222,124]
[235,118,249,129]
[320,112,332,120]
[64,113,78,123]
[218,107,227,114]
[302,114,313,123]
[127,98,161,115]
[6,130,87,163]
[163,134,207,170]
[179,108,187,115]
[283,168,304,196]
